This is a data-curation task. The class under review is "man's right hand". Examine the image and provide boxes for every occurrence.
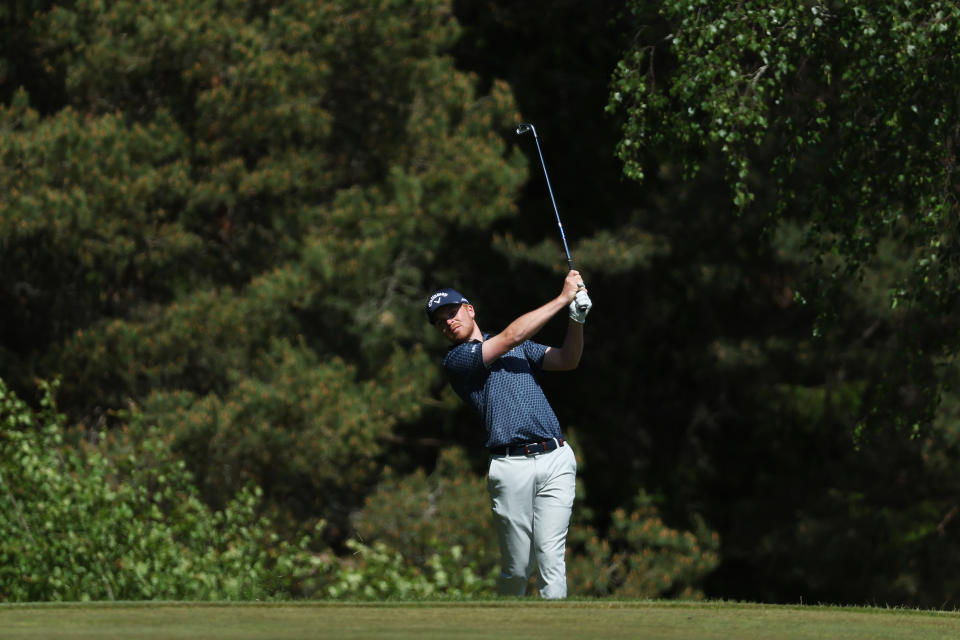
[561,270,586,304]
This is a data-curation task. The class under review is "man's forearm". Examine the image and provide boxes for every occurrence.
[499,296,568,347]
[542,318,583,371]
[481,271,584,367]
[561,319,584,366]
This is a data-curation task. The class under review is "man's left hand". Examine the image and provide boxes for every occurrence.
[569,289,592,323]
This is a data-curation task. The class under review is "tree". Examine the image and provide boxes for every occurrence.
[611,1,960,373]
[605,0,960,605]
[1,0,527,539]
[9,0,960,606]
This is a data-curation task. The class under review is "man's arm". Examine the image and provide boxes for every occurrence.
[481,270,584,367]
[542,318,583,371]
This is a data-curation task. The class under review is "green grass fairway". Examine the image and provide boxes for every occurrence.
[3,601,960,639]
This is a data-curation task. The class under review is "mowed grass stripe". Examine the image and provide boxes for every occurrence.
[2,601,960,639]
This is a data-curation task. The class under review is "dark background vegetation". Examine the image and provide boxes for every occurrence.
[3,0,960,606]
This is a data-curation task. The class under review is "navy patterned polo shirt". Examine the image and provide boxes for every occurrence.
[442,333,562,448]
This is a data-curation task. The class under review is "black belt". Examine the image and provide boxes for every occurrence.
[489,437,565,457]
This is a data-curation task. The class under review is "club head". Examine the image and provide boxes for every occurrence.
[515,123,535,136]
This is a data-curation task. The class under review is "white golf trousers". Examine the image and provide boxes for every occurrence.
[487,441,577,599]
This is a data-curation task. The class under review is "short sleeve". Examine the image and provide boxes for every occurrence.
[443,340,485,379]
[521,340,548,371]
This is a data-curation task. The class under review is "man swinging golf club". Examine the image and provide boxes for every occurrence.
[426,271,592,598]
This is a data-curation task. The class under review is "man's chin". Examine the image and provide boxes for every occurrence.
[447,329,469,344]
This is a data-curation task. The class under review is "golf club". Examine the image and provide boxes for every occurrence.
[515,123,575,272]
[516,123,590,315]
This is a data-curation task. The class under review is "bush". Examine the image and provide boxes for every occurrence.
[567,490,720,598]
[321,539,491,600]
[345,447,498,597]
[350,444,718,599]
[0,378,326,601]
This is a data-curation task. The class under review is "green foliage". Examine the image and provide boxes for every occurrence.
[604,11,960,593]
[351,445,717,599]
[0,92,196,355]
[353,449,498,567]
[9,0,960,609]
[322,539,491,600]
[567,492,719,599]
[1,0,526,536]
[591,0,960,607]
[611,0,960,310]
[348,447,498,596]
[142,340,436,522]
[0,378,325,602]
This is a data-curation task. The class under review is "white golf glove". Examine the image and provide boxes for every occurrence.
[569,289,592,323]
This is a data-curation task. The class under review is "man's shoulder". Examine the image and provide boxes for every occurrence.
[443,339,485,371]
[445,337,484,355]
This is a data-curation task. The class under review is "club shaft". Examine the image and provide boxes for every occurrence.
[530,132,574,271]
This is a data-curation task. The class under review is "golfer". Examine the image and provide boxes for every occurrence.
[425,270,592,599]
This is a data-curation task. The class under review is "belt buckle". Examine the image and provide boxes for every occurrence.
[525,441,547,456]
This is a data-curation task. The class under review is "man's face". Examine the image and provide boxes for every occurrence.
[432,303,474,343]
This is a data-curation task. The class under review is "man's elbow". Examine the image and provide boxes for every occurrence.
[500,325,526,349]
[553,354,581,371]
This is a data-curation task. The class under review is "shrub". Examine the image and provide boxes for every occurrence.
[350,444,719,599]
[321,539,491,600]
[0,378,326,601]
[345,447,498,598]
[567,490,720,598]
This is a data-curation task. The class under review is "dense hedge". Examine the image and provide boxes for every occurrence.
[0,378,719,601]
[0,378,320,600]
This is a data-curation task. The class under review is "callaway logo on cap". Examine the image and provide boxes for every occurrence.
[425,288,470,322]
